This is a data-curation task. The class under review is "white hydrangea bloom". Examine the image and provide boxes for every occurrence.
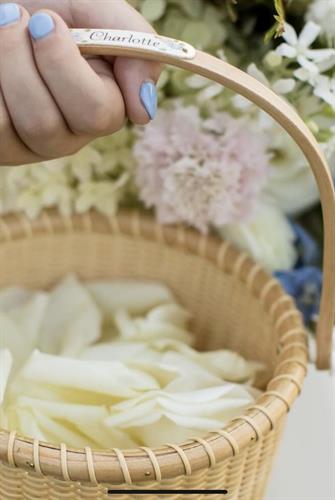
[75,174,130,216]
[0,128,135,219]
[5,161,74,218]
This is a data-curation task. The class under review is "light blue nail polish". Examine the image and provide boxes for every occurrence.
[0,3,20,27]
[28,12,54,40]
[140,81,157,120]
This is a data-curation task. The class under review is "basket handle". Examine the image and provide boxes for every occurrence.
[72,29,335,369]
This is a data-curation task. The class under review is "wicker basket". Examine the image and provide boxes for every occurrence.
[0,31,334,500]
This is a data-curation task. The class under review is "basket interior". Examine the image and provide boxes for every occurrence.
[0,212,277,385]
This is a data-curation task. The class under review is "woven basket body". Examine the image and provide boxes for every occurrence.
[0,210,308,499]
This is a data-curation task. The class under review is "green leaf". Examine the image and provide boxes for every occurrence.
[264,24,278,44]
[226,0,238,23]
[264,0,286,42]
[274,0,285,18]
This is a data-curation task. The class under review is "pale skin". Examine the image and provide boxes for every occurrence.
[0,0,161,165]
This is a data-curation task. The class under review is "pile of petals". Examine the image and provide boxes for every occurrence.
[0,276,263,449]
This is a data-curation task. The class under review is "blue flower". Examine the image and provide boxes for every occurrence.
[275,266,322,324]
[290,221,319,267]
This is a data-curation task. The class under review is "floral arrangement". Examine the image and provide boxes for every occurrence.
[0,276,261,448]
[1,0,335,327]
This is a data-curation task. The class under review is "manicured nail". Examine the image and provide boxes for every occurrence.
[0,3,20,27]
[140,80,157,120]
[28,12,55,40]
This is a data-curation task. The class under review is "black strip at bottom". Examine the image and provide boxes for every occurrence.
[107,489,228,495]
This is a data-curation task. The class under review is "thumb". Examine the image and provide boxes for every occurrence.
[71,0,162,124]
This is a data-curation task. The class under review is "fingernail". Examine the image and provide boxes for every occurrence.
[0,3,20,27]
[140,80,157,120]
[28,12,55,40]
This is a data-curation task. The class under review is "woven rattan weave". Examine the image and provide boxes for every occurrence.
[0,210,307,499]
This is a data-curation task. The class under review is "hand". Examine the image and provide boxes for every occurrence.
[0,0,161,165]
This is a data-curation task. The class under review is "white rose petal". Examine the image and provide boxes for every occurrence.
[147,304,191,329]
[106,398,160,428]
[0,276,262,449]
[87,280,175,318]
[162,412,224,430]
[161,352,224,391]
[16,396,108,423]
[0,288,32,310]
[164,384,259,404]
[158,392,253,417]
[0,314,31,368]
[197,350,264,383]
[114,308,193,344]
[39,275,101,356]
[9,293,49,348]
[80,341,150,362]
[129,361,179,388]
[22,351,159,397]
[0,350,12,405]
[32,409,91,448]
[14,407,47,441]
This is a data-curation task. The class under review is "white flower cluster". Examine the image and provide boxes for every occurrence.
[0,276,261,448]
[276,21,335,107]
[1,129,135,219]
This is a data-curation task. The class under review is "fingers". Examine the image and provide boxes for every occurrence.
[0,4,81,159]
[104,1,162,124]
[28,10,126,137]
[0,89,40,165]
[114,59,160,125]
[0,0,161,167]
[70,0,162,124]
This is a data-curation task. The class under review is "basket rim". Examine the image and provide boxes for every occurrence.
[0,209,308,485]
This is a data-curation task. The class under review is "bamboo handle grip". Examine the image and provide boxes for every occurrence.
[72,29,335,369]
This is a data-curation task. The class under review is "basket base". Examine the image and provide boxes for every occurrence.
[0,419,285,500]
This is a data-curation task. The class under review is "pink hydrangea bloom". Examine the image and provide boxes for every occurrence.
[134,106,270,234]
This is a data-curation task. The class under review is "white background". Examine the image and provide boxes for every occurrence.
[266,365,335,500]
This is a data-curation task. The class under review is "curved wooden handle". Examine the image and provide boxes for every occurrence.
[72,29,335,369]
